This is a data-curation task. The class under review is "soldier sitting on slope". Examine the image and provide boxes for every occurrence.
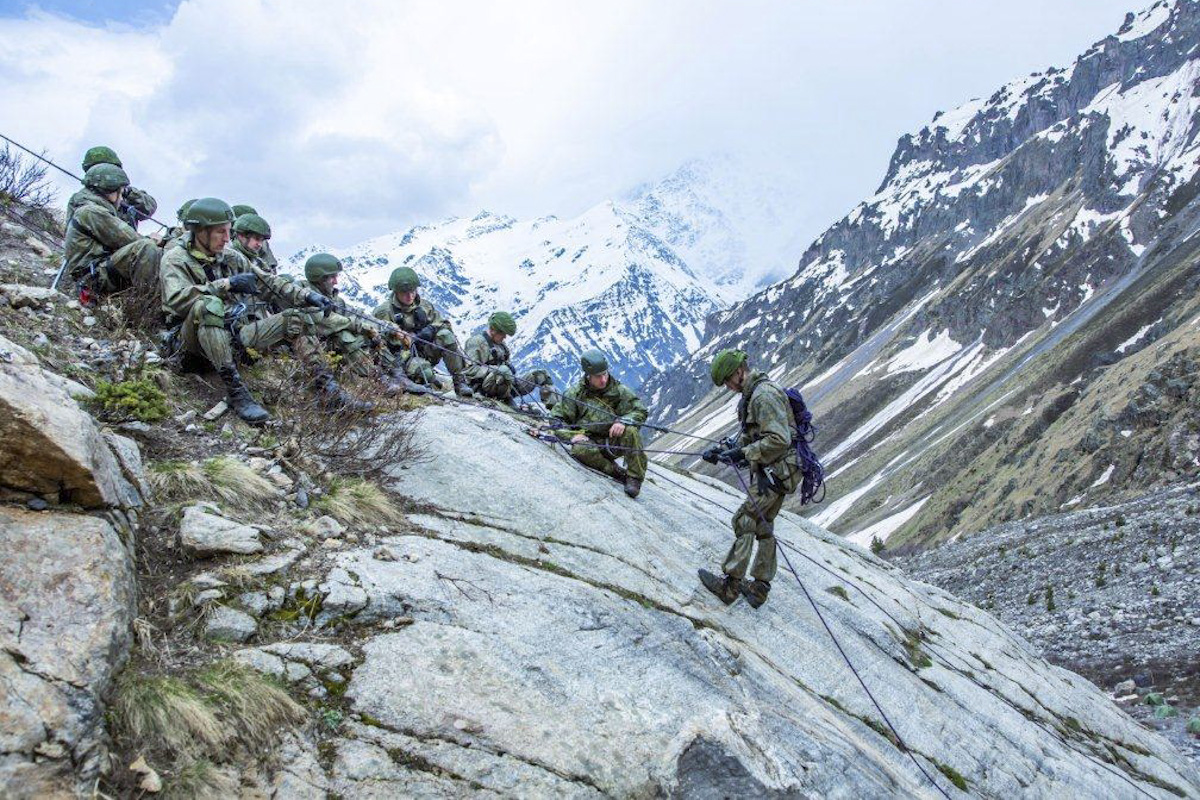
[461,311,557,410]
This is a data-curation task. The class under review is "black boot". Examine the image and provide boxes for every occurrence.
[698,569,741,606]
[452,373,474,398]
[741,579,771,609]
[385,368,431,396]
[624,475,643,499]
[217,364,270,425]
[313,367,374,412]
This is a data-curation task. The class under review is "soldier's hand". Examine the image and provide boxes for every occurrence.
[609,421,626,438]
[701,445,721,464]
[304,290,335,312]
[363,326,381,343]
[226,272,259,295]
[570,433,589,444]
[148,229,165,245]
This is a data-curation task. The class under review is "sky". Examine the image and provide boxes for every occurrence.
[0,0,1145,258]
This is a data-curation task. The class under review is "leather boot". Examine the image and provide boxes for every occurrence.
[699,569,741,606]
[217,363,270,425]
[313,367,374,412]
[384,368,431,396]
[624,475,643,499]
[451,373,474,398]
[741,579,771,609]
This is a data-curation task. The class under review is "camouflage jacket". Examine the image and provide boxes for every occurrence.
[260,240,279,273]
[64,188,149,278]
[737,370,798,469]
[229,239,270,272]
[461,331,510,381]
[550,374,648,438]
[371,294,453,334]
[160,234,312,325]
[66,185,157,229]
[286,279,372,336]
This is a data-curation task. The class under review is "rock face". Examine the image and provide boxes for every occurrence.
[643,0,1200,548]
[0,334,142,511]
[291,405,1199,797]
[179,504,264,555]
[0,508,136,798]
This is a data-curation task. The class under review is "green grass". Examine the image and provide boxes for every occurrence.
[936,762,969,791]
[90,376,169,422]
[316,477,405,527]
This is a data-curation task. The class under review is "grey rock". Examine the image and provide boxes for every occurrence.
[239,592,270,616]
[261,643,355,671]
[309,515,345,538]
[1115,679,1137,695]
[204,606,258,643]
[0,283,65,310]
[243,547,303,577]
[203,400,228,421]
[180,505,263,556]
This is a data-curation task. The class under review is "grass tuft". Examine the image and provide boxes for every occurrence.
[202,456,277,508]
[316,476,404,527]
[193,661,306,751]
[113,674,228,757]
[163,758,239,800]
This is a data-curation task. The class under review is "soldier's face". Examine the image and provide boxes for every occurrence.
[723,366,747,393]
[238,233,265,252]
[588,371,609,390]
[395,289,417,305]
[488,328,507,344]
[196,223,231,255]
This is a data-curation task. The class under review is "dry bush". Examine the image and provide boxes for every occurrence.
[0,144,56,211]
[317,476,406,528]
[163,759,239,800]
[147,456,276,510]
[193,661,306,751]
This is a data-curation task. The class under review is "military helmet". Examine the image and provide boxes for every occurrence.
[233,213,271,238]
[183,197,235,228]
[580,349,608,376]
[83,163,130,193]
[305,253,343,282]
[177,198,199,222]
[488,311,517,336]
[231,204,258,218]
[710,349,748,386]
[82,146,121,171]
[388,266,420,292]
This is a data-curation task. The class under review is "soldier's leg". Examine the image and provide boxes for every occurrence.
[181,298,268,423]
[517,369,558,407]
[723,498,759,580]
[108,238,162,290]
[748,490,785,583]
[614,426,647,479]
[476,365,515,400]
[404,355,436,386]
[570,439,625,480]
[329,330,373,377]
[434,328,466,374]
[242,310,370,411]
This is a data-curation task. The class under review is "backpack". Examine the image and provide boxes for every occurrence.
[785,387,826,505]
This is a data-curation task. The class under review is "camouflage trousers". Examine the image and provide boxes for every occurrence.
[570,426,647,480]
[384,328,466,385]
[725,481,786,583]
[316,314,374,377]
[91,238,161,293]
[180,296,320,368]
[471,365,556,405]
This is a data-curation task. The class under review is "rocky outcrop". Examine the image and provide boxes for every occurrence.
[0,508,136,798]
[257,405,1200,797]
[180,503,264,555]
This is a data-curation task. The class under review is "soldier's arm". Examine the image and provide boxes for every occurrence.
[124,186,158,220]
[74,205,141,252]
[743,386,792,465]
[616,387,649,426]
[461,335,489,381]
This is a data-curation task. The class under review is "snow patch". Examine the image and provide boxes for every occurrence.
[846,496,931,548]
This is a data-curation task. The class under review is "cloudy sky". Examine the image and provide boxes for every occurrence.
[0,0,1140,257]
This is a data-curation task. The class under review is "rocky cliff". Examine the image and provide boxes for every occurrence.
[642,0,1200,549]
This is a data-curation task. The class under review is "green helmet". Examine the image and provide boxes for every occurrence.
[388,266,420,293]
[305,253,343,282]
[233,213,271,238]
[82,146,121,171]
[580,349,608,376]
[183,197,235,228]
[177,198,199,223]
[710,349,747,385]
[231,204,258,218]
[83,163,130,193]
[488,311,517,336]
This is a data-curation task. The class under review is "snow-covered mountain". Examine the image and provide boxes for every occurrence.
[289,158,803,388]
[645,0,1200,549]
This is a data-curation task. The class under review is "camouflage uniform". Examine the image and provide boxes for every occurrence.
[724,370,801,584]
[462,330,555,404]
[66,185,157,229]
[64,188,162,291]
[160,234,324,369]
[282,277,377,376]
[550,375,648,480]
[371,294,466,385]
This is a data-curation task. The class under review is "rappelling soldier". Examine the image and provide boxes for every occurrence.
[545,349,647,499]
[372,266,473,397]
[63,163,163,299]
[462,311,557,409]
[65,146,158,229]
[698,349,802,609]
[159,197,369,424]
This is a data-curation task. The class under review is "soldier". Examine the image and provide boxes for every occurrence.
[546,349,647,498]
[461,311,556,408]
[698,349,802,609]
[63,163,163,298]
[232,204,279,272]
[65,146,158,229]
[228,213,273,272]
[372,267,473,397]
[292,253,382,379]
[159,197,368,424]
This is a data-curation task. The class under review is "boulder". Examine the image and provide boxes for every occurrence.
[204,606,258,643]
[0,284,65,310]
[0,507,136,797]
[180,505,263,556]
[0,334,140,509]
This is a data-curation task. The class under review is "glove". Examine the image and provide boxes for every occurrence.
[304,290,335,312]
[718,446,749,468]
[227,272,259,294]
[413,324,436,343]
[701,445,721,465]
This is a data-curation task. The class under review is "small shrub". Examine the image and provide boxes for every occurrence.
[90,377,169,422]
[112,674,227,757]
[202,456,277,508]
[869,536,885,555]
[825,585,850,601]
[1045,585,1056,613]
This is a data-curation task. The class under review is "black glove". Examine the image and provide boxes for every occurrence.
[718,446,749,468]
[304,290,335,313]
[226,272,259,295]
[701,445,721,464]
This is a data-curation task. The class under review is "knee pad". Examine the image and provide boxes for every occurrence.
[196,296,226,327]
[407,357,435,385]
[282,309,317,337]
[435,328,457,349]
